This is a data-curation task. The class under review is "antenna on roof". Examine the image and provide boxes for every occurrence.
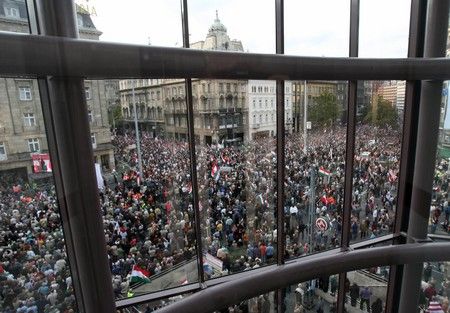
[216,10,218,20]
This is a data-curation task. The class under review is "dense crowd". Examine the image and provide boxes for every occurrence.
[0,124,449,312]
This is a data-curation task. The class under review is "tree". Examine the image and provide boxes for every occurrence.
[365,96,399,128]
[308,91,339,128]
[108,104,122,127]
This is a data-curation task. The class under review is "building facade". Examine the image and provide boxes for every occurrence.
[0,0,115,182]
[119,14,249,145]
[247,80,292,139]
[291,80,339,131]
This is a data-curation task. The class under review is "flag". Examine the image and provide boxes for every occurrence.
[214,168,221,182]
[318,167,331,177]
[211,161,218,177]
[427,301,444,313]
[388,169,397,183]
[130,265,151,284]
[179,276,188,285]
[136,174,141,186]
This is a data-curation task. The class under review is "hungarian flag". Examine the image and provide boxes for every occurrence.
[318,167,331,177]
[130,265,151,284]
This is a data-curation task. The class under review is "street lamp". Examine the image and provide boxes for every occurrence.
[303,80,308,154]
[131,80,144,184]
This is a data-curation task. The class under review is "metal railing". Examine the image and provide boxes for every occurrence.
[159,242,450,313]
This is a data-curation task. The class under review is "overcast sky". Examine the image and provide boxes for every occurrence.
[79,0,411,58]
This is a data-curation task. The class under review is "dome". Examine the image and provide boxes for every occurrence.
[208,10,227,33]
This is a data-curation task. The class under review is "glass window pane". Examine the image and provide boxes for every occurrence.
[285,0,350,57]
[283,276,338,312]
[120,292,193,312]
[432,80,450,236]
[0,77,77,312]
[286,81,348,259]
[419,261,450,312]
[194,79,277,279]
[231,291,276,313]
[111,78,198,299]
[82,0,182,46]
[188,0,275,53]
[359,0,411,58]
[0,0,30,34]
[345,268,388,312]
[351,81,404,244]
[431,18,450,236]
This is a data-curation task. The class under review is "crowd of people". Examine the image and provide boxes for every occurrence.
[1,123,449,312]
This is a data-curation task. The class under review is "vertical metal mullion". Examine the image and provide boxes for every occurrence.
[275,0,285,266]
[337,1,359,312]
[25,0,38,34]
[181,0,205,285]
[33,1,116,312]
[386,1,426,312]
[275,1,285,312]
[398,1,449,312]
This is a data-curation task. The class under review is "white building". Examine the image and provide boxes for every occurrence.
[247,81,292,139]
[396,80,406,115]
[191,11,243,52]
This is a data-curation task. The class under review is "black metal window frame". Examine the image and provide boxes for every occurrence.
[0,0,448,312]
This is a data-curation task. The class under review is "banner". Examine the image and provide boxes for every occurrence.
[444,83,450,129]
[95,163,104,190]
[32,154,52,173]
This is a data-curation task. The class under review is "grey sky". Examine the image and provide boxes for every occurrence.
[82,0,411,58]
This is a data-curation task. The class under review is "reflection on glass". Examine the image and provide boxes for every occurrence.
[285,81,347,259]
[432,80,450,236]
[419,261,450,313]
[195,79,277,279]
[0,78,76,311]
[283,275,339,313]
[351,81,404,244]
[111,78,198,298]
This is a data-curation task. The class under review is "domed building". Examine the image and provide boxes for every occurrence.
[191,11,244,52]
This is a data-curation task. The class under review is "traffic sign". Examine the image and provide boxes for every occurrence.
[315,217,328,231]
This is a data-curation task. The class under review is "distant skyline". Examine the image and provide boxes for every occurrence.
[81,0,411,58]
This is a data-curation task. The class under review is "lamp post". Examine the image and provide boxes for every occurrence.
[131,80,143,183]
[303,80,308,154]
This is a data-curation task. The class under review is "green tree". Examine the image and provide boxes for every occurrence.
[308,91,339,127]
[108,104,122,127]
[365,96,399,128]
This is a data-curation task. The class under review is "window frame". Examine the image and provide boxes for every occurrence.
[19,86,32,101]
[27,138,40,153]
